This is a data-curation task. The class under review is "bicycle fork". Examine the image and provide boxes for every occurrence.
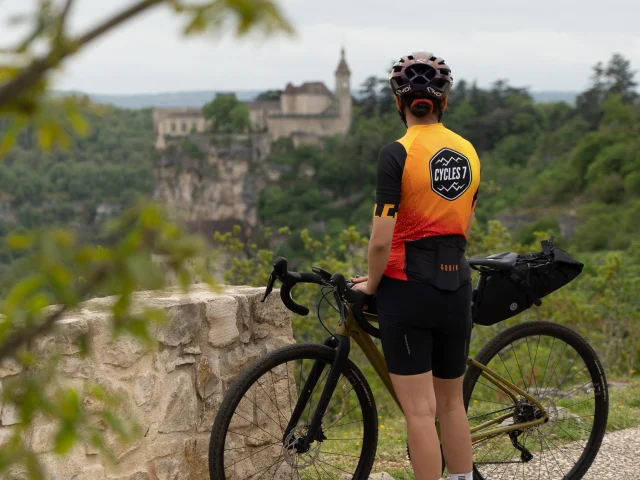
[282,334,351,450]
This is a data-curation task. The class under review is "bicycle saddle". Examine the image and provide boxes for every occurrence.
[468,251,518,271]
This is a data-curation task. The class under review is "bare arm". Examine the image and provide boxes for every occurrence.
[366,216,396,292]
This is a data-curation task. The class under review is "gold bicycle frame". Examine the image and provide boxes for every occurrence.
[336,307,548,443]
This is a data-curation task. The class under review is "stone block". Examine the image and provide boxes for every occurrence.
[149,455,188,480]
[184,437,209,479]
[220,343,265,382]
[1,402,20,426]
[59,355,92,378]
[30,421,58,453]
[0,426,13,446]
[72,464,105,480]
[133,372,158,407]
[156,302,203,346]
[159,370,196,433]
[196,355,220,399]
[206,296,240,348]
[196,393,223,433]
[0,358,22,378]
[107,473,149,480]
[33,316,90,357]
[183,345,201,355]
[102,336,147,368]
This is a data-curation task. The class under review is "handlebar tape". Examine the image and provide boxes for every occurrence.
[279,272,325,316]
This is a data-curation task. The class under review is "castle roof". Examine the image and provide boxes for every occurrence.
[335,47,350,76]
[246,100,280,111]
[283,82,333,96]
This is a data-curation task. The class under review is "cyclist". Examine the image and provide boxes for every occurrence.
[352,51,480,480]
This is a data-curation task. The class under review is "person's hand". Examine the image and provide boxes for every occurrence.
[352,280,377,295]
[350,275,368,284]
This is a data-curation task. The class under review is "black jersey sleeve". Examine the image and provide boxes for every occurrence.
[374,141,407,218]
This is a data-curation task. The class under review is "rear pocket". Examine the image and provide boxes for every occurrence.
[404,236,471,290]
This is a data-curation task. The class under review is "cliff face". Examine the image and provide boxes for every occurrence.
[153,133,277,232]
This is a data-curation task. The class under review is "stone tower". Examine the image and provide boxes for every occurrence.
[335,47,352,131]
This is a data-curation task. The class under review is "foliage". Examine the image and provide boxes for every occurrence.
[0,0,293,154]
[215,221,640,379]
[0,203,210,476]
[202,93,251,133]
[0,0,293,477]
[256,90,283,101]
[259,53,640,257]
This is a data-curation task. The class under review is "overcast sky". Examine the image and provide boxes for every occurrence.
[2,0,639,94]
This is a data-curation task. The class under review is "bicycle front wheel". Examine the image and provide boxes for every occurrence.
[209,343,378,480]
[464,321,608,480]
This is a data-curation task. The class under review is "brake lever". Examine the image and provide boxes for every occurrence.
[260,271,276,303]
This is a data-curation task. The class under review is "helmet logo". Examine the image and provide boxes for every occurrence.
[397,86,411,95]
[427,87,442,97]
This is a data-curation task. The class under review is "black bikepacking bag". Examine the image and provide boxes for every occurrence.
[473,238,584,326]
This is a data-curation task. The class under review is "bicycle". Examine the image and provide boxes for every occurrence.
[209,254,609,480]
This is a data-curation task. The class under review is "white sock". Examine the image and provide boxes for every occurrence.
[450,473,472,480]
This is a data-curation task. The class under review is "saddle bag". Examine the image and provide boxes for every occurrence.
[473,238,584,326]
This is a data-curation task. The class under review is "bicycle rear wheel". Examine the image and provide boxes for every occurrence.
[463,321,608,480]
[209,343,378,480]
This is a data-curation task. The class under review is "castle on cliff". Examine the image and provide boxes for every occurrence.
[153,49,352,149]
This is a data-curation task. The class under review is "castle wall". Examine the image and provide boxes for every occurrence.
[154,109,209,149]
[266,115,349,141]
[248,102,280,131]
[280,93,332,115]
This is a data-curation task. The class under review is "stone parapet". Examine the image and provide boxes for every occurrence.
[1,285,293,479]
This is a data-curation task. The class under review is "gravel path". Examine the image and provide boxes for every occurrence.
[580,425,640,479]
[374,425,640,479]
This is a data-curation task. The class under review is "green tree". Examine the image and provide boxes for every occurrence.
[605,53,639,104]
[203,93,250,133]
[256,89,282,101]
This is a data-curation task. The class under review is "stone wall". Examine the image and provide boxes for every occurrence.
[1,284,293,479]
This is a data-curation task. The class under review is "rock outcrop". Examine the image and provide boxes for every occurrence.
[1,284,293,479]
[153,133,278,231]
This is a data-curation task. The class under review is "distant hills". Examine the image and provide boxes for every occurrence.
[54,89,579,109]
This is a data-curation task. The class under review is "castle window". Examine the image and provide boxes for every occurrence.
[171,122,176,133]
[182,122,188,133]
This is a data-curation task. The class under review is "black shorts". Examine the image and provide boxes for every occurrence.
[377,276,472,378]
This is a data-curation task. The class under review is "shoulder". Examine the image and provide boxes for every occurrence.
[379,141,408,157]
[441,126,480,160]
[377,141,408,169]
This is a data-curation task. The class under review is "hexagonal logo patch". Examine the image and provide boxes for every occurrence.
[429,148,472,201]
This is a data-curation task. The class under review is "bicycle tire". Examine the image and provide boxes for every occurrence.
[209,343,378,480]
[463,321,609,480]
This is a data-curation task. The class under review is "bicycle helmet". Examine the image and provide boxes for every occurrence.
[389,51,453,124]
[389,51,453,99]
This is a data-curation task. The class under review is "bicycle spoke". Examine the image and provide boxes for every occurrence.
[468,326,607,480]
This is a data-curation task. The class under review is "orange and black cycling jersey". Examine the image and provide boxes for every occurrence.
[374,123,481,282]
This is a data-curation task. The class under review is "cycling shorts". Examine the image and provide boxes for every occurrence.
[376,275,472,378]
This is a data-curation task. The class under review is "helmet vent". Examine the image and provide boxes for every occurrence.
[407,54,415,60]
[430,56,437,61]
[393,65,403,73]
[438,59,446,65]
[405,64,436,84]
